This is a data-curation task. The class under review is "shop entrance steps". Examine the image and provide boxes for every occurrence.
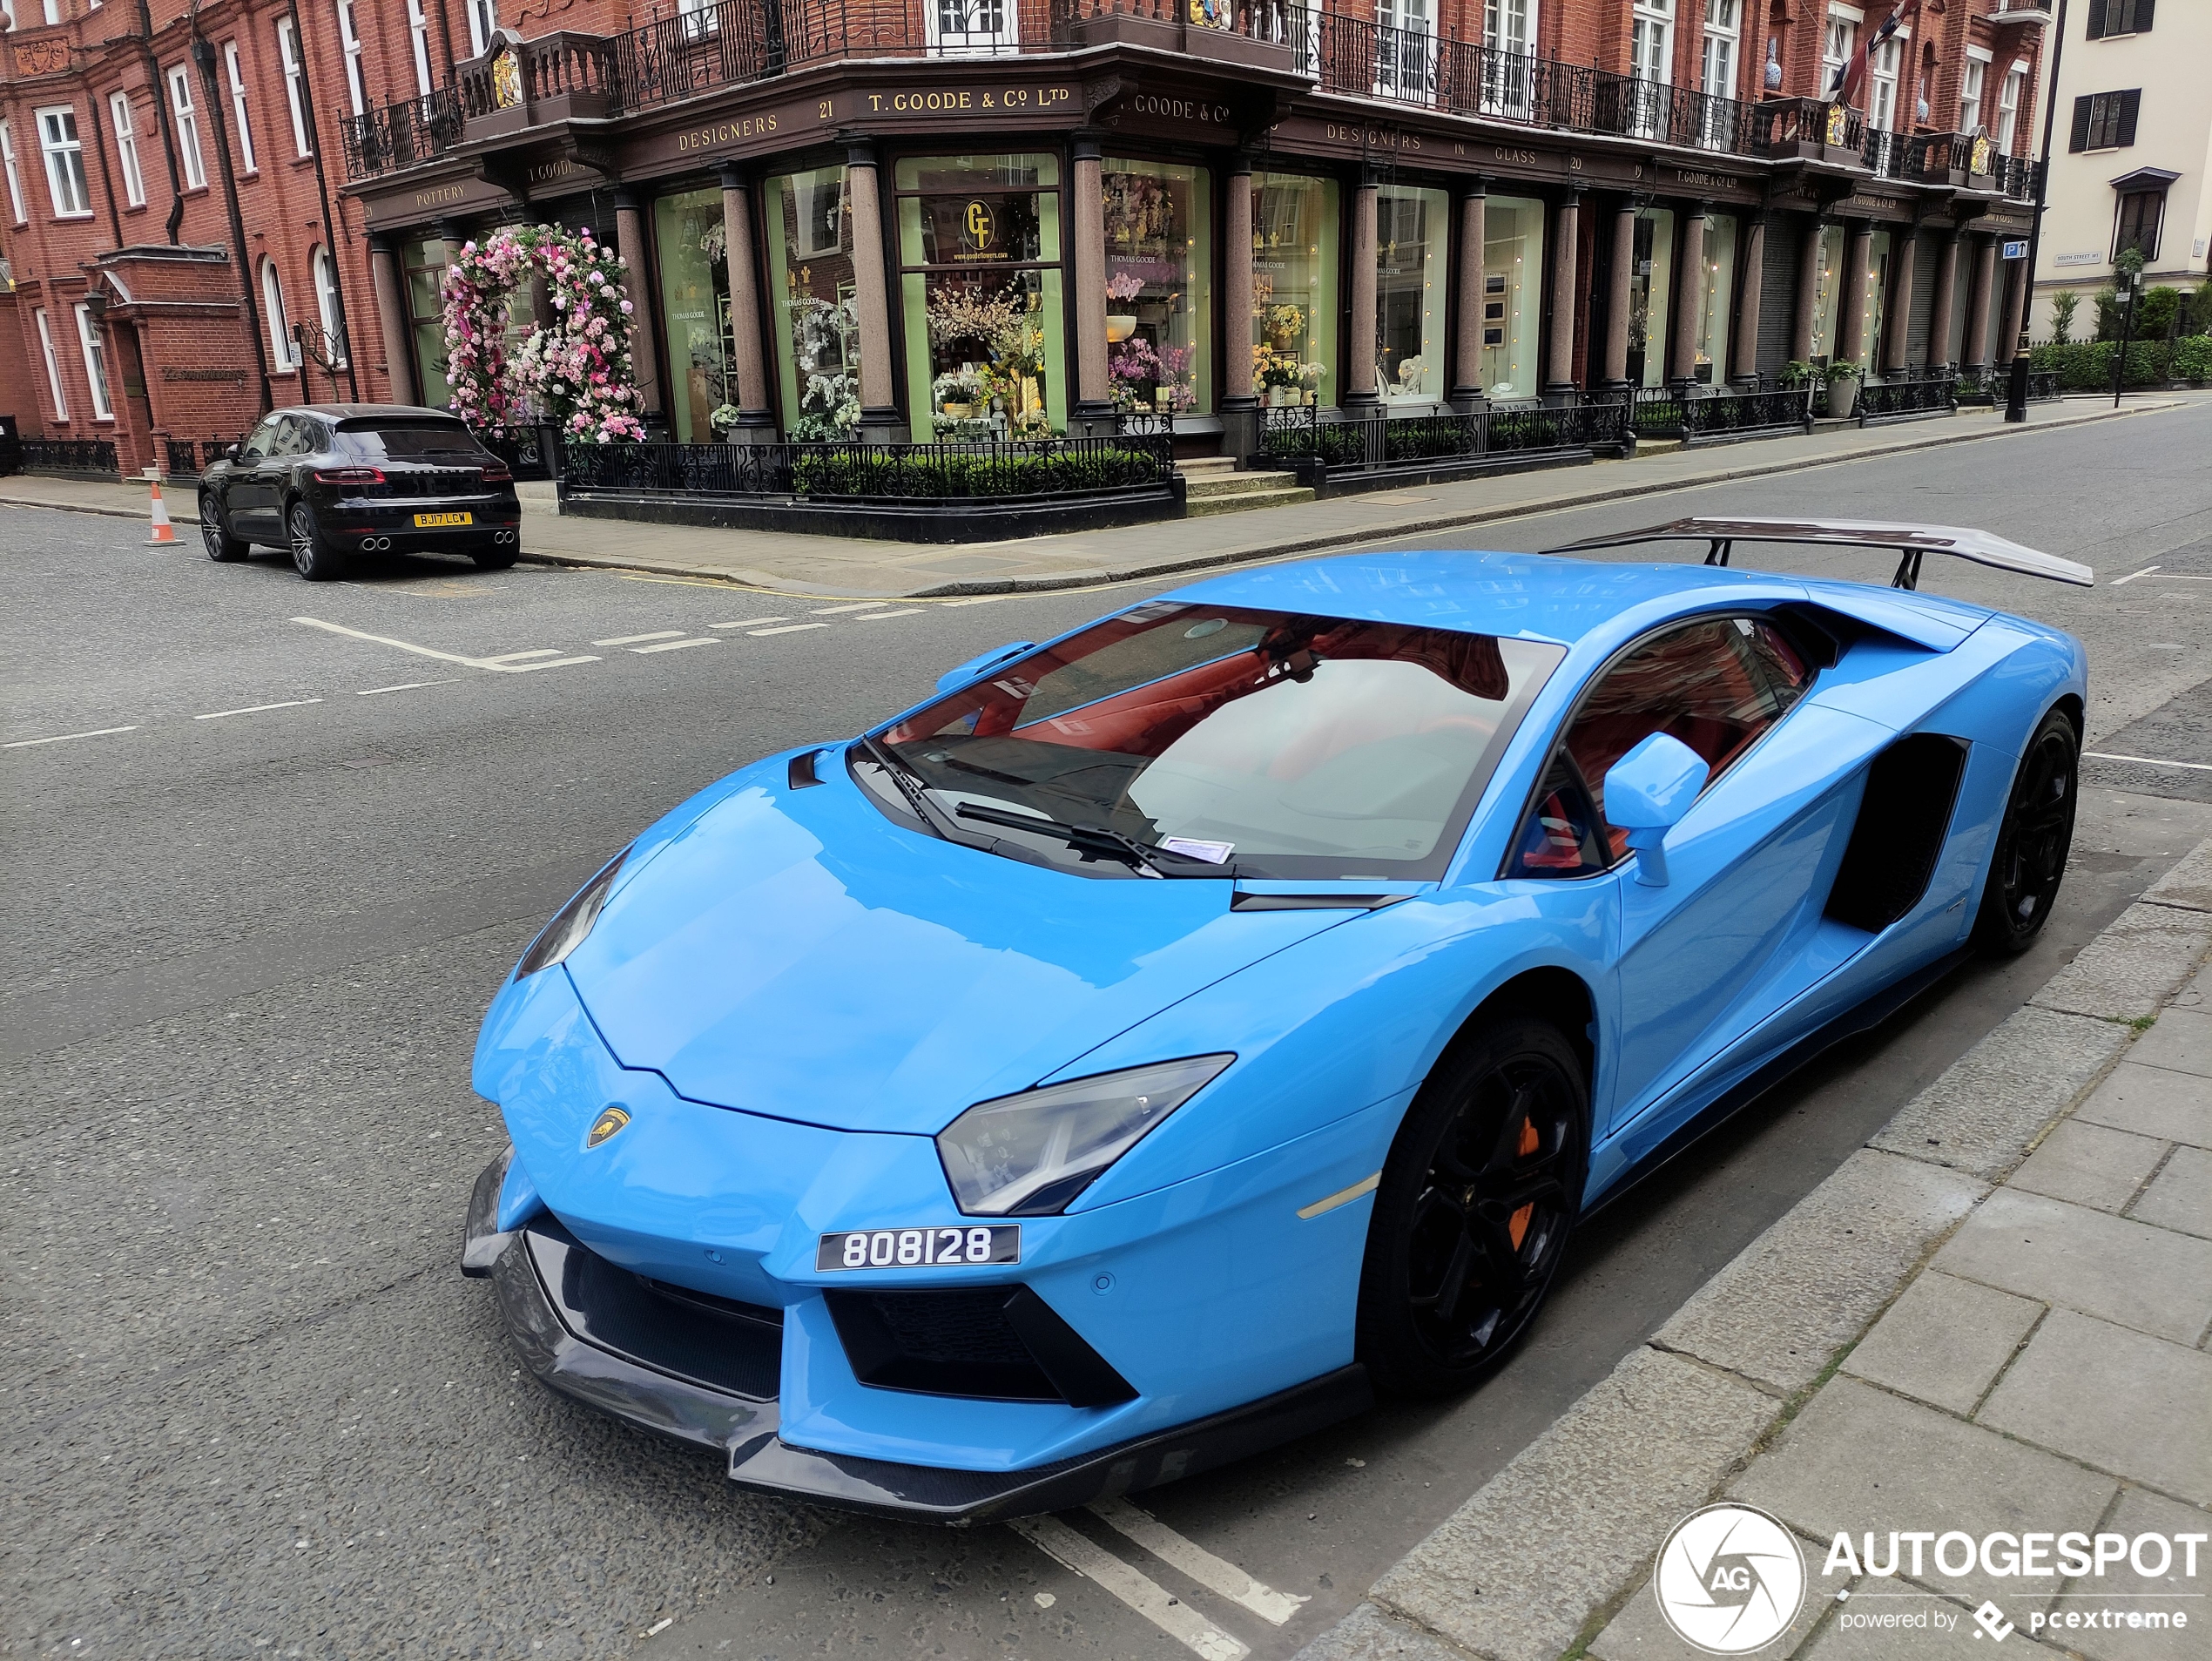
[1177,455,1314,517]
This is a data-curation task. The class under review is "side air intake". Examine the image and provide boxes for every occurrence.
[1824,733,1970,933]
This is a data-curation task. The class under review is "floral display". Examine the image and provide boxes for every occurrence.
[1107,337,1196,413]
[924,280,1054,439]
[1254,341,1325,399]
[787,292,860,440]
[441,224,646,445]
[1105,271,1146,306]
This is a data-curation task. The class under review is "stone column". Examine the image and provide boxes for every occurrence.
[1961,234,1998,371]
[1449,178,1487,410]
[1836,220,1872,368]
[1219,154,1258,464]
[1882,228,1918,375]
[1925,229,1961,374]
[611,189,664,422]
[1669,202,1709,388]
[1791,217,1824,362]
[716,163,777,442]
[1345,170,1380,408]
[1542,188,1581,404]
[1730,214,1767,389]
[1069,132,1111,433]
[1603,198,1636,390]
[843,140,903,443]
[367,233,417,406]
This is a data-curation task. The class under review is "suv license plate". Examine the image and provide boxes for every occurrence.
[817,1225,1020,1272]
[413,510,472,528]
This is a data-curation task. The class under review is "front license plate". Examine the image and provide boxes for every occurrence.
[412,510,472,528]
[817,1225,1020,1272]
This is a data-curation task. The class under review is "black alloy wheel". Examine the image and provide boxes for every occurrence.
[200,497,248,562]
[1974,706,2079,954]
[287,500,341,581]
[1358,1014,1588,1396]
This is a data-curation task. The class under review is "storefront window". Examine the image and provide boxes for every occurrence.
[1480,194,1545,401]
[1808,223,1844,361]
[1252,172,1338,408]
[404,234,452,409]
[1103,158,1211,415]
[1376,184,1448,403]
[1694,213,1737,385]
[765,164,860,440]
[895,152,1063,440]
[654,186,732,445]
[1628,207,1676,388]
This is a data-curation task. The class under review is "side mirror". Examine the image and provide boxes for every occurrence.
[223,445,240,463]
[1603,733,1710,888]
[935,640,1037,697]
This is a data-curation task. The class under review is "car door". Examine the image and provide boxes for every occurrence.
[224,417,282,538]
[1505,612,1889,1140]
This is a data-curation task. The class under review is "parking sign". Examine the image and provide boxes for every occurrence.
[2002,240,2027,260]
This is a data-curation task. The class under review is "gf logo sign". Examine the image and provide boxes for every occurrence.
[964,199,995,253]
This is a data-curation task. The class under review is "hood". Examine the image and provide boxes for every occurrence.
[563,758,1354,1135]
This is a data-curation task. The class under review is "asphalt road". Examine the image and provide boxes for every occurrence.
[6,399,2212,1661]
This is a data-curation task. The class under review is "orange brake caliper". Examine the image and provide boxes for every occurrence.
[1507,1117,1540,1249]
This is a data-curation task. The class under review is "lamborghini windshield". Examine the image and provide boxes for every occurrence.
[878,601,1562,880]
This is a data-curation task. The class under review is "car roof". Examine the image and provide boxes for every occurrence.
[275,404,469,422]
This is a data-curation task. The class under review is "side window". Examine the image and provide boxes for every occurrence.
[1509,616,1811,877]
[272,415,320,456]
[239,418,279,461]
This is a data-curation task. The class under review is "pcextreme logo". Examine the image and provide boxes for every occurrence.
[1655,1505,1807,1654]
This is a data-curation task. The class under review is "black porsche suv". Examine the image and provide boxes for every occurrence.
[198,404,524,580]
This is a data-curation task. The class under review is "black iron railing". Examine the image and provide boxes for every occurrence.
[1258,400,1625,471]
[340,90,462,181]
[479,428,556,483]
[1857,372,1958,426]
[19,437,119,475]
[162,436,246,477]
[558,436,1176,503]
[1114,408,1177,438]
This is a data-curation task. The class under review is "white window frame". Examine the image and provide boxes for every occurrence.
[225,40,256,172]
[313,245,347,368]
[1631,0,1674,86]
[109,90,145,208]
[1375,0,1440,105]
[1997,61,2026,152]
[922,0,1018,55]
[279,19,312,158]
[1959,55,1986,134]
[264,258,299,372]
[466,0,498,58]
[1480,0,1540,118]
[166,64,206,190]
[407,0,435,96]
[34,306,68,419]
[0,119,25,226]
[336,0,366,118]
[1702,0,1740,100]
[3,2,18,33]
[1823,9,1859,98]
[41,0,59,22]
[74,301,113,421]
[35,105,91,218]
[1868,32,1903,132]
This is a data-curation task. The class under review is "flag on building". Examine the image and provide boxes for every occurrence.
[1832,0,1920,110]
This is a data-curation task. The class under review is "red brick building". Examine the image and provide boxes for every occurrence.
[1,0,2054,475]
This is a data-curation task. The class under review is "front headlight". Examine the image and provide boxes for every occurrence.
[935,1055,1235,1217]
[516,847,630,978]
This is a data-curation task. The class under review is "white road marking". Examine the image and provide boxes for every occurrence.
[709,618,788,629]
[501,655,600,672]
[591,630,686,646]
[631,637,718,654]
[484,648,563,664]
[2086,751,2212,773]
[2144,572,2212,582]
[195,699,324,720]
[1087,1499,1309,1625]
[2108,565,2160,585]
[1008,1516,1251,1661]
[357,679,461,696]
[293,616,505,671]
[810,602,883,615]
[750,623,829,637]
[5,724,139,749]
[856,610,924,621]
[1295,1171,1381,1221]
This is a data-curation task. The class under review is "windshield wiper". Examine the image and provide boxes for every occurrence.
[950,801,1231,879]
[856,733,965,844]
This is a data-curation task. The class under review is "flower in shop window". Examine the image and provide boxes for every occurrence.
[442,224,646,443]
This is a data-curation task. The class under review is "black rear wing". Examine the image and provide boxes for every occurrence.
[1541,517,2094,591]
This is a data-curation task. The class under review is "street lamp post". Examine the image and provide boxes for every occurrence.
[2006,0,2070,424]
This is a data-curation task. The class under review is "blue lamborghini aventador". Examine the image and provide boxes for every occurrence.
[462,522,2090,1522]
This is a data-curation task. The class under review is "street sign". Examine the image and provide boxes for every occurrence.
[2002,240,2028,260]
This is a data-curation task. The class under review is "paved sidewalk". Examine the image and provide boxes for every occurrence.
[1301,840,2212,1661]
[0,396,2190,600]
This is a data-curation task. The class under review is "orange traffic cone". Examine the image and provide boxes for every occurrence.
[145,470,177,546]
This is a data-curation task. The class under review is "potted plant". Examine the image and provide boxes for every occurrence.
[1266,303,1305,352]
[1105,272,1143,344]
[1824,358,1861,418]
[933,366,988,422]
[709,403,744,441]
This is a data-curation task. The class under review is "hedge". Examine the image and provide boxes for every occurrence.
[789,446,1167,500]
[2028,339,2210,390]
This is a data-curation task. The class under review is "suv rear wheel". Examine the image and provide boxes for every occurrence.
[287,500,343,582]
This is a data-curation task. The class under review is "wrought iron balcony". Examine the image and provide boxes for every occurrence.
[341,90,462,182]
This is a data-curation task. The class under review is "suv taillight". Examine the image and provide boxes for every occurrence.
[479,464,514,483]
[313,466,385,485]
